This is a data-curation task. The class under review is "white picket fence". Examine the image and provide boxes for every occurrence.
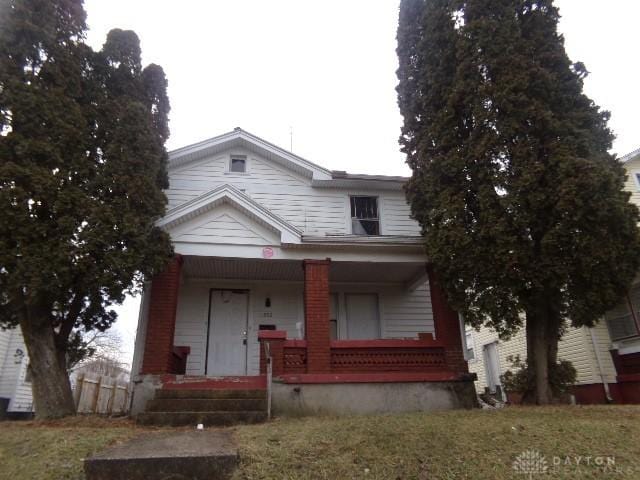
[73,372,131,415]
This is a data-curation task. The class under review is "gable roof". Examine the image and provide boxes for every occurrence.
[168,127,332,180]
[157,183,302,244]
[622,147,640,163]
[168,127,412,187]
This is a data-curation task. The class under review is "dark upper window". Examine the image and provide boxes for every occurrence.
[606,313,639,341]
[350,196,379,235]
[230,156,246,173]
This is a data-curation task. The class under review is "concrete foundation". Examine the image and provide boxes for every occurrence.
[271,380,478,416]
[132,374,479,417]
[130,375,163,416]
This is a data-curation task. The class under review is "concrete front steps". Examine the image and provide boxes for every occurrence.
[85,430,238,480]
[137,388,268,427]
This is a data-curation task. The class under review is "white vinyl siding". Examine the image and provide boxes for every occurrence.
[0,328,34,413]
[250,191,346,233]
[174,279,435,376]
[624,156,640,208]
[381,195,421,236]
[165,148,421,236]
[581,322,618,384]
[468,319,617,391]
[171,206,278,246]
[467,326,525,392]
[173,284,210,376]
[380,283,434,338]
[0,329,9,375]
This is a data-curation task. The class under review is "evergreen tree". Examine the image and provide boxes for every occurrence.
[0,0,172,418]
[397,0,640,403]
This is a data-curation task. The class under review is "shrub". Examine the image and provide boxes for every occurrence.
[501,355,577,399]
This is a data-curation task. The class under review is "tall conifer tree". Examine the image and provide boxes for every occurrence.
[397,0,640,403]
[0,0,172,417]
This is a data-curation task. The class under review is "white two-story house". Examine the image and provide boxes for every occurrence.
[130,128,476,421]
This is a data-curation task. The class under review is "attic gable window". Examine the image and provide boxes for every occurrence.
[350,196,379,235]
[230,155,247,173]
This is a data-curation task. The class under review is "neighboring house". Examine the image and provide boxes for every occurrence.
[468,147,640,404]
[0,327,34,418]
[130,128,475,419]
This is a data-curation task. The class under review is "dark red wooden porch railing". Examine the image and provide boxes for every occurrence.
[330,339,447,372]
[259,331,454,377]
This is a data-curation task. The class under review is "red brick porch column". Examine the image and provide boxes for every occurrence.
[426,264,468,374]
[303,259,331,373]
[141,255,183,374]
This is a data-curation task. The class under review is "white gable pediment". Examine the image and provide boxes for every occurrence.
[170,148,309,188]
[158,184,301,245]
[167,128,332,181]
[173,210,277,246]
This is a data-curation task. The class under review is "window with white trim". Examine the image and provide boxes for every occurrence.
[465,331,475,361]
[230,155,247,173]
[350,196,379,235]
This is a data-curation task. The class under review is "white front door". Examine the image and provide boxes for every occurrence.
[345,293,380,339]
[207,289,249,376]
[483,342,501,393]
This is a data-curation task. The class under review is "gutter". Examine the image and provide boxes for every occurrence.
[588,326,613,403]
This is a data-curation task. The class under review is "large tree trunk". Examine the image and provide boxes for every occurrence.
[523,295,561,405]
[20,309,76,419]
[525,311,552,404]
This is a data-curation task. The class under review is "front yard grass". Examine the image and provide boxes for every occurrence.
[0,417,154,480]
[234,405,640,479]
[0,405,638,479]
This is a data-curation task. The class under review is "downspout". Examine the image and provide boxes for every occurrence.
[626,293,640,333]
[588,326,613,403]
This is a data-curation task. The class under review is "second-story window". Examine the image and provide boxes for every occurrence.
[230,155,247,173]
[350,196,379,235]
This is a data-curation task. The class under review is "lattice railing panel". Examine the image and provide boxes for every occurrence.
[330,347,447,372]
[283,347,307,373]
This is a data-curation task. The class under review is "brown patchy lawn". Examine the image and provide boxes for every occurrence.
[0,417,158,480]
[0,406,639,479]
[233,405,640,479]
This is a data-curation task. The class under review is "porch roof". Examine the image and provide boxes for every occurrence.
[181,255,427,286]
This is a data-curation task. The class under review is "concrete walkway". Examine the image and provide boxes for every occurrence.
[84,430,238,480]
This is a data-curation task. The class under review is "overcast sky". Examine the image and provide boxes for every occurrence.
[82,0,640,366]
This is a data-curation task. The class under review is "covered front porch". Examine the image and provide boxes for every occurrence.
[134,252,470,383]
[130,238,478,416]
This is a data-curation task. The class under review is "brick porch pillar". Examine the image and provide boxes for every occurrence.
[426,264,468,374]
[141,255,183,374]
[303,259,331,373]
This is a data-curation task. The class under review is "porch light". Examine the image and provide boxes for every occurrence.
[265,297,271,308]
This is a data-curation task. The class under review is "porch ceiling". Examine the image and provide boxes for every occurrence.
[182,256,425,284]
